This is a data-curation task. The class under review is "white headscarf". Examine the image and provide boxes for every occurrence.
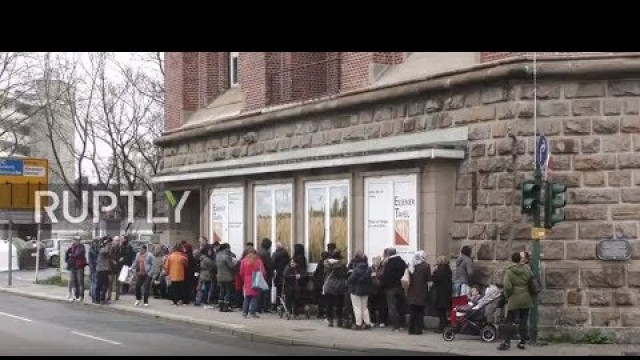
[409,250,426,274]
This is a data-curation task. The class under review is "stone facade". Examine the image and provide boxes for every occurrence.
[158,55,640,340]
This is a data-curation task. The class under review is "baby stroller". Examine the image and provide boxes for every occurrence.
[277,272,311,320]
[442,290,505,343]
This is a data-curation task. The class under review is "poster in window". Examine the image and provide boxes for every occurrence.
[211,194,226,243]
[364,175,417,263]
[365,181,391,261]
[228,192,244,256]
[393,180,416,247]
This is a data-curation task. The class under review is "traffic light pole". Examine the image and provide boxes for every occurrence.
[530,167,542,344]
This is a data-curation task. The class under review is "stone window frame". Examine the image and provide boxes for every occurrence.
[229,52,239,88]
[304,178,351,269]
[253,183,294,255]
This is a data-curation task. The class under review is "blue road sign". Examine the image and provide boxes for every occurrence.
[536,135,549,170]
[0,159,23,176]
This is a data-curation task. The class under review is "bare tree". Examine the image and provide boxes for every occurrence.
[109,53,164,190]
[0,52,43,156]
[36,52,165,230]
[115,52,164,107]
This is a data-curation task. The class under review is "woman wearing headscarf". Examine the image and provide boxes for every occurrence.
[322,250,348,328]
[406,250,431,335]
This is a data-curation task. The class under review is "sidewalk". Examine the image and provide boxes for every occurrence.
[0,280,638,356]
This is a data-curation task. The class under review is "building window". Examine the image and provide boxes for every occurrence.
[305,180,350,267]
[229,52,239,87]
[364,174,418,263]
[210,187,244,256]
[254,184,293,254]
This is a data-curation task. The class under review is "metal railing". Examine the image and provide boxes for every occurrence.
[267,56,341,106]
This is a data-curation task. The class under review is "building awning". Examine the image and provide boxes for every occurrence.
[153,127,468,184]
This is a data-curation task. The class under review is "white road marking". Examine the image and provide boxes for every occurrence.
[0,311,32,322]
[71,331,122,345]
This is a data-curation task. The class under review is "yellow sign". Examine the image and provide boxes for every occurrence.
[532,227,546,240]
[0,157,49,210]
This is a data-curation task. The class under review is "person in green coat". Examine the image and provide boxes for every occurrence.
[498,252,533,351]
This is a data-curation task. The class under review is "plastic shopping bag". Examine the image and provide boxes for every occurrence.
[119,265,131,283]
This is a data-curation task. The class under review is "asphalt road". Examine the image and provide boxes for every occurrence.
[0,291,365,356]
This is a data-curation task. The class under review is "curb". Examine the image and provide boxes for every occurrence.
[0,286,455,355]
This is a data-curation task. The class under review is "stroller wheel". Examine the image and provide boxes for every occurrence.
[480,325,497,343]
[442,326,455,341]
[286,313,291,320]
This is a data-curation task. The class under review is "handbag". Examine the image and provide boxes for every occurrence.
[252,271,269,291]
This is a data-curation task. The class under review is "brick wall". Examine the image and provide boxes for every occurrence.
[340,52,373,92]
[217,52,230,94]
[198,52,215,108]
[165,52,231,130]
[265,52,287,105]
[373,52,404,65]
[241,52,268,110]
[182,52,199,112]
[164,52,183,131]
[340,52,404,92]
[165,52,199,130]
[165,52,406,129]
[291,52,328,102]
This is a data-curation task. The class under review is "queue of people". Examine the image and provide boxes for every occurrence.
[70,236,539,348]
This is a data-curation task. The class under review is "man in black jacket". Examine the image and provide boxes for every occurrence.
[380,248,407,331]
[257,238,274,313]
[271,242,290,310]
[119,235,135,294]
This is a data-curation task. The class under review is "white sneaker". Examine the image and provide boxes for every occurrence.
[143,303,149,308]
[69,298,75,302]
[135,300,140,306]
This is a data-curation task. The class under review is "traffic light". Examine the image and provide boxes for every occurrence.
[521,179,541,214]
[544,182,567,229]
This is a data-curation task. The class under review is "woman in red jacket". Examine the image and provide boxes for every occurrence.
[238,248,266,318]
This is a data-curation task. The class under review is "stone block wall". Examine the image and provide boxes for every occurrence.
[159,73,640,334]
